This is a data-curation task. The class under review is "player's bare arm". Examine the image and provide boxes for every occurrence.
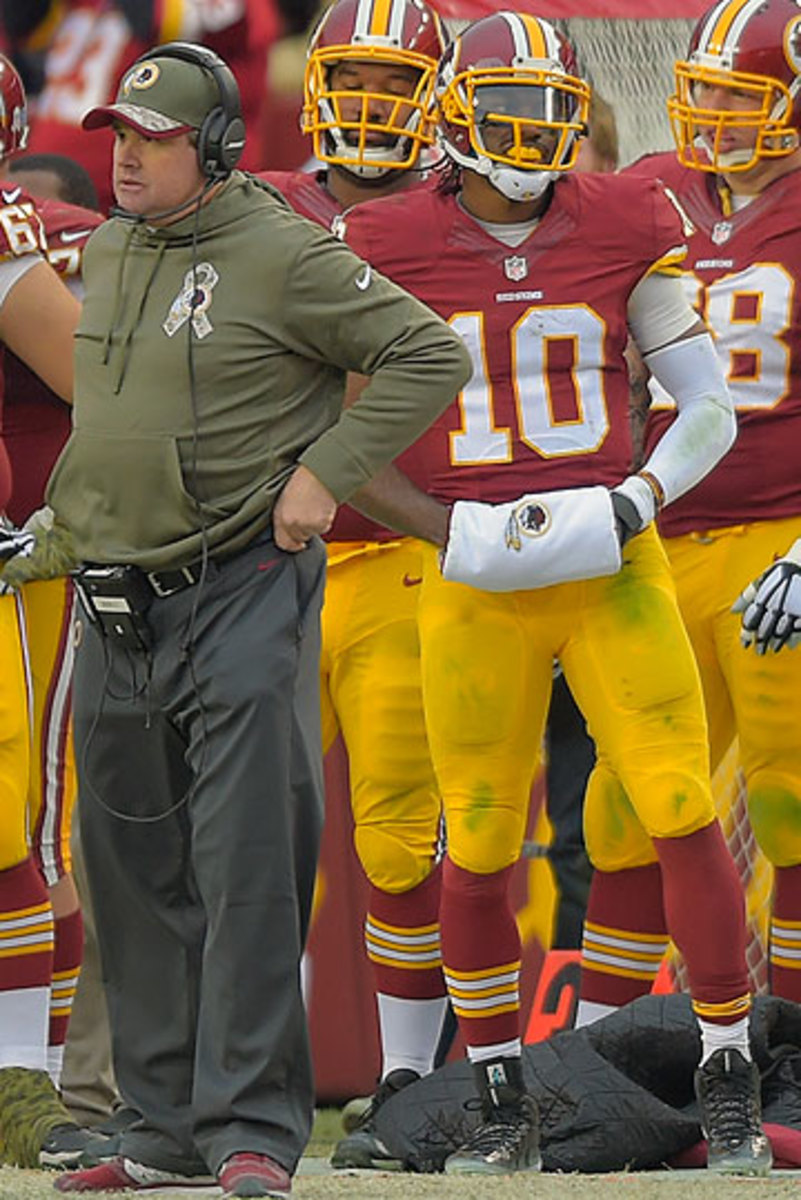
[626,339,650,471]
[351,463,449,547]
[0,260,79,403]
[341,370,450,545]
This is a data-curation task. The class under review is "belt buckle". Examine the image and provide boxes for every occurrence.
[146,566,195,598]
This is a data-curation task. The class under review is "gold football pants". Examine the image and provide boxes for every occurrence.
[22,578,77,884]
[0,590,31,871]
[321,540,441,893]
[417,526,715,876]
[584,517,801,871]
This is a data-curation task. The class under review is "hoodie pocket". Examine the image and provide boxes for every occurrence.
[48,431,231,559]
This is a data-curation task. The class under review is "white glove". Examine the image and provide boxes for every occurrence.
[441,485,622,592]
[732,538,801,655]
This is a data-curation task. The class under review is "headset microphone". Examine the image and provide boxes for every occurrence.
[108,180,216,224]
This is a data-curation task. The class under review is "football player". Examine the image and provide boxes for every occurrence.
[261,0,452,1172]
[0,150,104,1164]
[578,0,801,1046]
[341,10,768,1176]
[0,54,85,1167]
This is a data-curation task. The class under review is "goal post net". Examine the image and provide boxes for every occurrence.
[434,0,707,165]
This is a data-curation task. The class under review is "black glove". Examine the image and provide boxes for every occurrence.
[610,489,642,547]
[609,474,659,548]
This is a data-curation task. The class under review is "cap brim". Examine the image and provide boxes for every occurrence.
[82,103,192,139]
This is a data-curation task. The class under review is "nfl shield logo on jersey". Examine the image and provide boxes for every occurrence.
[504,255,528,282]
[711,221,733,246]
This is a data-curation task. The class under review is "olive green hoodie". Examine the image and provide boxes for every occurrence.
[48,172,470,571]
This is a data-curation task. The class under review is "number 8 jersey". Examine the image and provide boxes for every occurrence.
[342,170,689,504]
[635,150,801,536]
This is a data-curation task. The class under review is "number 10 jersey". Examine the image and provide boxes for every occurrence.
[342,171,690,505]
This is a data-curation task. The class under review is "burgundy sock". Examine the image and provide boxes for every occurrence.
[440,856,520,1049]
[366,863,445,999]
[655,822,749,1021]
[581,863,668,1006]
[770,863,801,1002]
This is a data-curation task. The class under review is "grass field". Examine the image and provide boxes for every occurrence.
[0,1110,798,1200]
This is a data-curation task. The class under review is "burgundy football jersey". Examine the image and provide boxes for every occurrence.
[0,185,49,513]
[4,199,102,524]
[258,169,343,234]
[632,152,801,537]
[343,173,689,506]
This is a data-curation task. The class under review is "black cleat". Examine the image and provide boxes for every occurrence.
[331,1068,419,1170]
[444,1094,541,1175]
[695,1047,772,1176]
[445,1055,541,1176]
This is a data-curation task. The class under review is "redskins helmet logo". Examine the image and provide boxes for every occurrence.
[505,500,552,552]
[784,14,801,74]
[122,62,161,96]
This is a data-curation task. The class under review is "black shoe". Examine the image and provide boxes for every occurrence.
[39,1123,96,1170]
[444,1056,541,1176]
[695,1047,772,1176]
[331,1068,419,1170]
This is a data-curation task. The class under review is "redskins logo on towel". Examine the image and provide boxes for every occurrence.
[504,500,552,552]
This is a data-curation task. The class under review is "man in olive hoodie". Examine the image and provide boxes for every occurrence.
[49,43,470,1200]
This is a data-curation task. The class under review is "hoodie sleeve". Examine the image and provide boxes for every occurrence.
[279,229,472,503]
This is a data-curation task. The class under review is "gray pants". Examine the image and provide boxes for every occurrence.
[72,536,326,1177]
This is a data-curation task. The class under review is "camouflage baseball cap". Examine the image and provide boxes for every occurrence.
[83,55,220,138]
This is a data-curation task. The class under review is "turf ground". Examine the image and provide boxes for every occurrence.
[0,1109,797,1199]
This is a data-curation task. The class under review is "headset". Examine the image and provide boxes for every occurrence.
[135,41,246,179]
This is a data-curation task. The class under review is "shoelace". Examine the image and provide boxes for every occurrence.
[460,1109,531,1155]
[704,1077,759,1144]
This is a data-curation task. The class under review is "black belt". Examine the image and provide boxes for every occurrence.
[143,562,205,598]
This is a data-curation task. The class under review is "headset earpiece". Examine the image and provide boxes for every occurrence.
[135,41,245,179]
